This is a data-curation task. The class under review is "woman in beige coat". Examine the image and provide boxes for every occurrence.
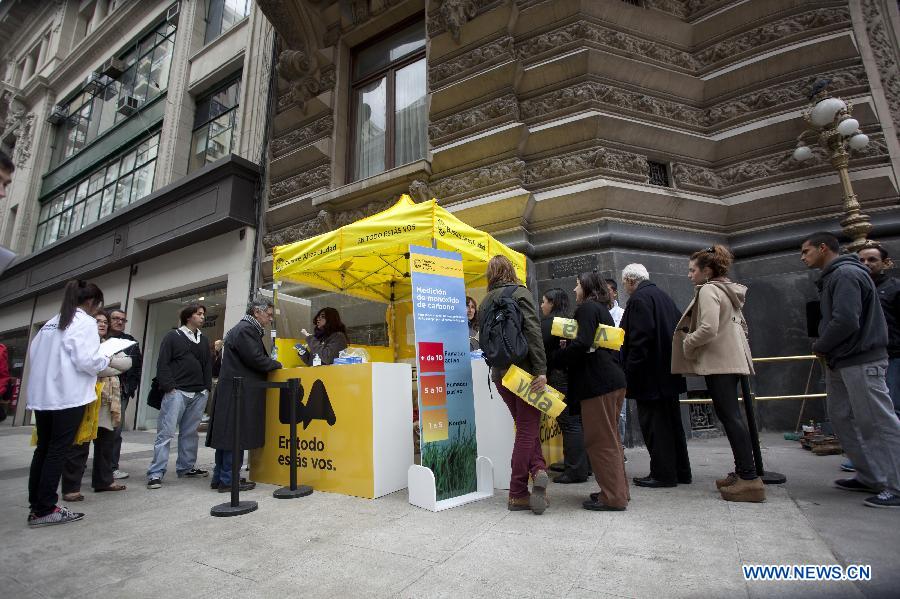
[671,245,764,503]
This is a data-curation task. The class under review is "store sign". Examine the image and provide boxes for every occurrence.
[409,245,478,501]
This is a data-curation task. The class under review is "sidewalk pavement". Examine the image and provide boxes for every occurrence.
[1,426,897,599]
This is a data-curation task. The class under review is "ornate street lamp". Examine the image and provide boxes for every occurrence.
[792,80,872,251]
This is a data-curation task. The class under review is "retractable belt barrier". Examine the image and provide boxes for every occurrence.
[210,376,313,518]
[676,355,823,486]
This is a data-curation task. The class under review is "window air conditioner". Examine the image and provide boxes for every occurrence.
[83,72,108,96]
[117,95,139,116]
[100,57,125,78]
[166,2,180,25]
[47,105,68,125]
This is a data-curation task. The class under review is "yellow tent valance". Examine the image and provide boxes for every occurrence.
[272,195,526,303]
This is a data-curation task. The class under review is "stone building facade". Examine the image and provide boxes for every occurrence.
[0,0,276,430]
[256,0,900,429]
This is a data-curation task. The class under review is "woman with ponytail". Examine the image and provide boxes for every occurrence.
[671,245,763,503]
[25,279,111,527]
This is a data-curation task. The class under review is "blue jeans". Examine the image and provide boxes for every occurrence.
[213,449,244,486]
[147,389,207,480]
[888,357,900,419]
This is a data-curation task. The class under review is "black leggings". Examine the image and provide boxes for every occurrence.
[705,374,757,480]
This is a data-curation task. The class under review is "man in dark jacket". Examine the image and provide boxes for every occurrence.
[620,264,692,488]
[107,309,142,480]
[859,244,900,418]
[146,304,212,489]
[206,297,281,492]
[801,232,900,508]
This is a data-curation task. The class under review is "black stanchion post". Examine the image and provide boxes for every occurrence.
[740,375,786,485]
[274,377,313,499]
[211,377,259,516]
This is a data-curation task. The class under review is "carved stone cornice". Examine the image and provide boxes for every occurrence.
[430,158,525,200]
[270,162,332,203]
[524,146,649,186]
[643,0,689,19]
[673,135,890,192]
[694,7,850,67]
[519,66,869,131]
[330,197,396,228]
[861,0,900,131]
[429,93,519,144]
[263,209,331,250]
[428,0,502,41]
[516,21,698,71]
[429,35,515,88]
[271,114,334,157]
[276,64,336,113]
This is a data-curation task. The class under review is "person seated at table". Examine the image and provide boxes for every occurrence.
[300,307,349,365]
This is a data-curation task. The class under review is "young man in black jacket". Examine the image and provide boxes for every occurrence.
[107,309,142,480]
[801,232,900,508]
[859,244,900,418]
[146,304,212,489]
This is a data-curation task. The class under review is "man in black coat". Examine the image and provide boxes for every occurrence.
[620,264,692,488]
[206,297,282,492]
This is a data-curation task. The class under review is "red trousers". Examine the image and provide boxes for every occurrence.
[496,381,547,499]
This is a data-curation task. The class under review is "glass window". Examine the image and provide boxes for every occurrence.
[34,132,161,251]
[205,0,251,45]
[350,20,427,182]
[190,77,241,172]
[52,19,177,165]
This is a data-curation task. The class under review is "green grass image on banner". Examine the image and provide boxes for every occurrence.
[422,425,477,501]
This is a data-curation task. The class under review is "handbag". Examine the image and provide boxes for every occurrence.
[146,377,164,410]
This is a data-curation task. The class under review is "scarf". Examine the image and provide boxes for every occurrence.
[241,314,264,336]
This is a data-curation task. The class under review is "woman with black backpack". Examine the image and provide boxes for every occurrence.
[478,255,549,515]
[553,271,629,511]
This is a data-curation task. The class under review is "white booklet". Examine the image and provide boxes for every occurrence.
[99,337,137,358]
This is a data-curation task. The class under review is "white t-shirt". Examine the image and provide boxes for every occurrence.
[26,308,110,411]
[610,300,624,328]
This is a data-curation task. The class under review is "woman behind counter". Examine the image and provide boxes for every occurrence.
[300,307,350,366]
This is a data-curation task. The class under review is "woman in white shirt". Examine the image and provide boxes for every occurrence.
[26,280,110,527]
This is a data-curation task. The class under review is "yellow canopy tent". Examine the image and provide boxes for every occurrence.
[272,194,526,303]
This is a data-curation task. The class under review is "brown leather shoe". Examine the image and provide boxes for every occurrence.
[716,472,738,489]
[720,476,766,503]
[508,496,531,511]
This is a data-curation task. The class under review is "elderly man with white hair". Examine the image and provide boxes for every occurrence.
[620,264,693,488]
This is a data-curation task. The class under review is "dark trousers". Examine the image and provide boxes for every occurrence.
[62,427,117,493]
[111,397,128,470]
[496,381,547,499]
[29,405,86,517]
[705,374,757,480]
[556,407,589,479]
[214,449,244,486]
[636,396,692,483]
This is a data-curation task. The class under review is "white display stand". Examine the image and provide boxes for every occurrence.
[471,357,515,490]
[407,456,494,512]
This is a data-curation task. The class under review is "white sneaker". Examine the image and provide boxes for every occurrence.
[113,470,130,480]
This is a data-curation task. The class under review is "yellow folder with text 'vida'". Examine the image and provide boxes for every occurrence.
[501,364,567,418]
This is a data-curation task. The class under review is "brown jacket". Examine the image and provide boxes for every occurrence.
[671,281,754,376]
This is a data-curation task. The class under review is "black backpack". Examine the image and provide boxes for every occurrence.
[479,285,529,369]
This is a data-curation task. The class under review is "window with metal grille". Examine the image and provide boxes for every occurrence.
[648,160,670,187]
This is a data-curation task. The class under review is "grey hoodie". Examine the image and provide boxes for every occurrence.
[813,254,888,369]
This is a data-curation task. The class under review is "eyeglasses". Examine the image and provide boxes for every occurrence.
[111,316,127,323]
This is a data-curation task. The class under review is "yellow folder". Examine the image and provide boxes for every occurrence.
[550,317,625,350]
[501,364,567,418]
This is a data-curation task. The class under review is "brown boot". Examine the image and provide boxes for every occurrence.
[508,496,530,511]
[530,470,549,515]
[720,476,766,502]
[716,472,738,489]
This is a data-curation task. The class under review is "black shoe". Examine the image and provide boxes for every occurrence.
[553,474,588,484]
[633,475,653,484]
[210,481,219,490]
[834,478,880,493]
[549,462,565,473]
[179,468,209,478]
[678,476,693,484]
[634,477,677,488]
[218,480,256,493]
[147,478,162,489]
[582,499,626,511]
